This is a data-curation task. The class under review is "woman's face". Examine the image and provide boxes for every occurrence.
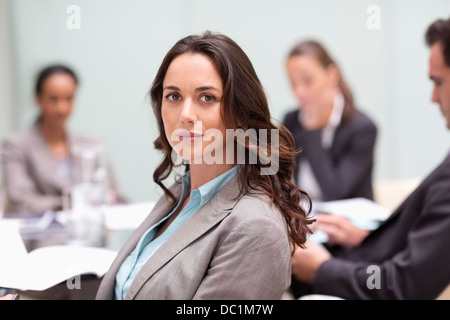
[161,53,227,164]
[37,73,77,129]
[286,55,337,129]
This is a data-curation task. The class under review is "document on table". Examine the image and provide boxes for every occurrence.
[0,220,117,291]
[308,197,392,243]
[312,197,392,222]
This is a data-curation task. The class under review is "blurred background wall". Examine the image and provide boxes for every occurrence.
[0,0,449,203]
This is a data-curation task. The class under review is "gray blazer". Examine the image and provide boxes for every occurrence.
[1,124,127,214]
[96,176,292,300]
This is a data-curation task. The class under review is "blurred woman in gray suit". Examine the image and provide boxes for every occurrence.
[1,64,127,214]
[96,32,314,300]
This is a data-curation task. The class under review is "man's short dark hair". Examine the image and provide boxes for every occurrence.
[426,17,450,67]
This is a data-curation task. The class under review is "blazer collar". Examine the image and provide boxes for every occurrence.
[124,175,243,299]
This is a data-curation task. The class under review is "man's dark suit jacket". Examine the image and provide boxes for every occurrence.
[298,153,450,299]
[283,109,377,201]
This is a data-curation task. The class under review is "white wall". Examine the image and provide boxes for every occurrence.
[8,0,189,202]
[187,0,391,182]
[0,0,13,184]
[387,0,450,178]
[3,0,450,202]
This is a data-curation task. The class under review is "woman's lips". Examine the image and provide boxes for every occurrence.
[177,132,203,142]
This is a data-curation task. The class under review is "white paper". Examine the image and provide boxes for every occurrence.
[0,244,117,291]
[0,220,28,260]
[18,211,56,235]
[308,198,392,243]
[312,197,391,222]
[0,201,156,292]
[102,201,155,230]
[0,219,117,291]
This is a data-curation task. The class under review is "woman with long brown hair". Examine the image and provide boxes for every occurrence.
[96,31,313,300]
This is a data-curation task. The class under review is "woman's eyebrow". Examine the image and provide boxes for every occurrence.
[163,85,180,91]
[195,86,222,93]
[163,85,222,93]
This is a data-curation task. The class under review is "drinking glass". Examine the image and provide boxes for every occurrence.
[65,143,107,247]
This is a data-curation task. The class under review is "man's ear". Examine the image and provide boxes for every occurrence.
[35,94,42,106]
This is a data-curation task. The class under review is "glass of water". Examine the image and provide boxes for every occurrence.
[65,182,106,247]
[64,143,107,247]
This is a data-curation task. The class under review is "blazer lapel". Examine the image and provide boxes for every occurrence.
[98,182,182,299]
[125,176,243,299]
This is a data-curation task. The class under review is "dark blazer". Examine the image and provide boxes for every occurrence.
[300,154,450,299]
[1,124,127,214]
[283,109,377,201]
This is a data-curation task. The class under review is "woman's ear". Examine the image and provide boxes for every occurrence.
[326,64,340,88]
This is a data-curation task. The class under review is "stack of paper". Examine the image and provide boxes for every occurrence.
[312,197,391,224]
[308,198,392,243]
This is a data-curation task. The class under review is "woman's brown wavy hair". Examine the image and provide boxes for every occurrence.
[149,31,313,249]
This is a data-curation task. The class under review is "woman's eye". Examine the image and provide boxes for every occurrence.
[200,94,215,102]
[166,93,181,101]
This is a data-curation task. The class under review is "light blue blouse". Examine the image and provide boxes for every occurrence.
[114,166,238,299]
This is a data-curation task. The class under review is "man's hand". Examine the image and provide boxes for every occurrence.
[291,242,331,284]
[314,213,369,247]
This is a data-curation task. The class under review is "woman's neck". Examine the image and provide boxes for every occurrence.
[188,163,235,191]
[39,120,68,158]
[39,120,65,143]
[322,89,341,126]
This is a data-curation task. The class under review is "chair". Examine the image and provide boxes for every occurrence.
[373,177,421,211]
[437,284,450,300]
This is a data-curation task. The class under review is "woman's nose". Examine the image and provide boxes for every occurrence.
[55,99,72,114]
[179,99,197,123]
[294,85,307,103]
